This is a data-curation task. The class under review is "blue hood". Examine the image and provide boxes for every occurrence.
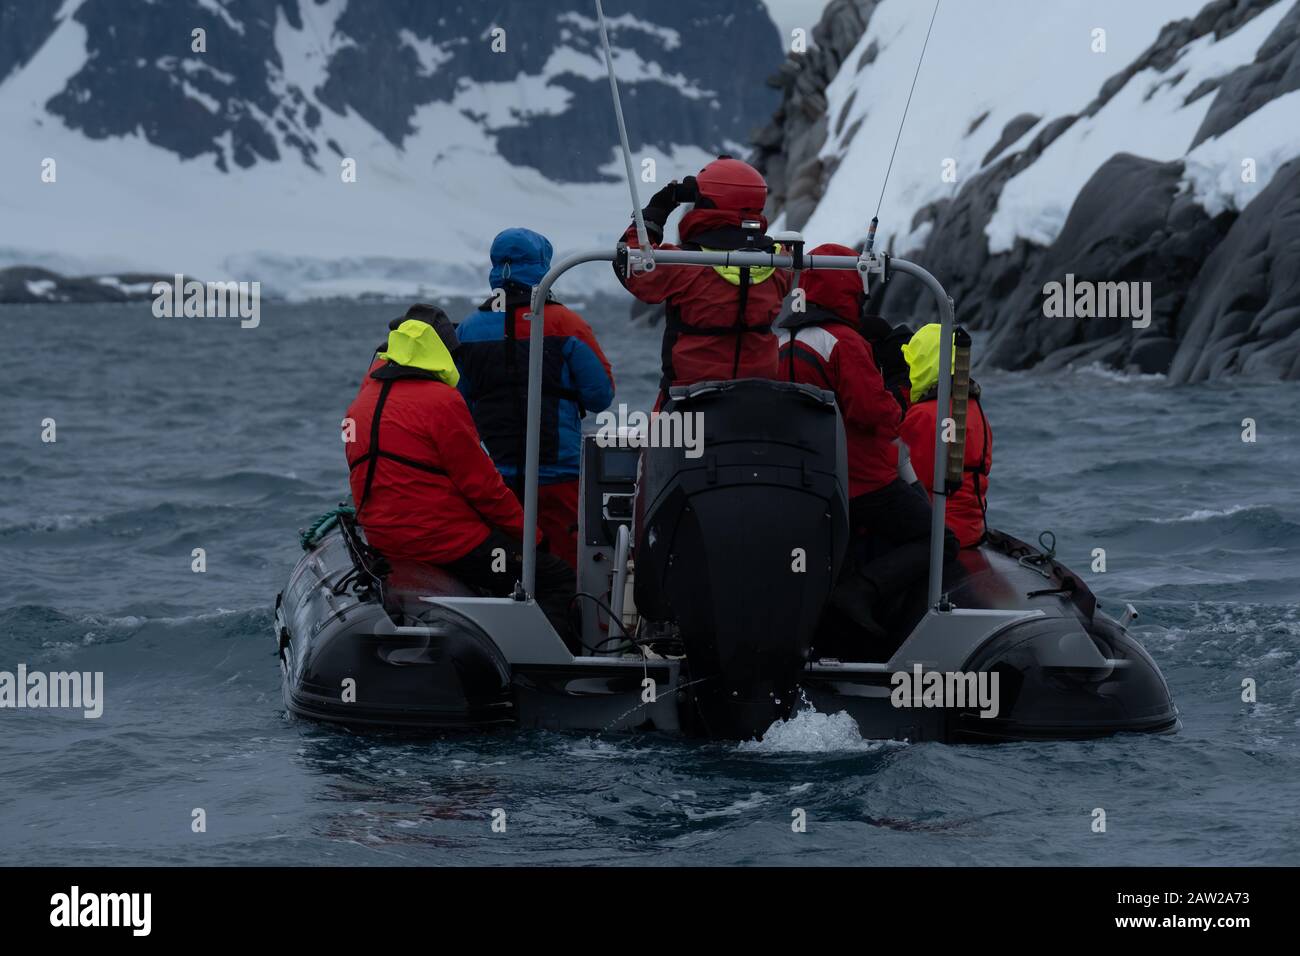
[489,228,553,290]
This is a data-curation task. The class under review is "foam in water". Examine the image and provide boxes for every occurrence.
[1146,504,1261,524]
[1068,362,1168,384]
[738,697,905,754]
[0,514,95,535]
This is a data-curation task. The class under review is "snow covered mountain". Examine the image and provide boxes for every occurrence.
[0,0,781,299]
[753,0,1300,382]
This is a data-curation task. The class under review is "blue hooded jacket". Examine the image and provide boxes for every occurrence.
[458,229,615,486]
[488,228,554,290]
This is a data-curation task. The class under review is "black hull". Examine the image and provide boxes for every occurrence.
[276,525,1178,742]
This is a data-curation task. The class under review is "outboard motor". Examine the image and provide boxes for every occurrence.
[634,379,850,738]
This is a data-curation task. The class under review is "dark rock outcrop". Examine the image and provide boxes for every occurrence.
[1169,158,1300,380]
[750,0,881,229]
[983,154,1234,373]
[0,267,170,304]
[1191,0,1300,146]
[981,113,1040,169]
[755,0,1300,380]
[0,0,62,84]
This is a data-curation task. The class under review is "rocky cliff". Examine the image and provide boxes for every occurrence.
[751,0,1300,381]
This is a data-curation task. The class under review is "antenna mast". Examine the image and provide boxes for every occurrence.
[865,0,941,254]
[595,0,652,259]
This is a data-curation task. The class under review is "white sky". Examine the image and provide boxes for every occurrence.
[761,0,831,47]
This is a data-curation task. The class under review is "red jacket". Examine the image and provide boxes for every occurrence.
[345,360,531,565]
[778,246,902,497]
[618,208,792,390]
[900,390,993,548]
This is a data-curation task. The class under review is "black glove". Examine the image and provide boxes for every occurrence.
[858,311,893,343]
[645,180,680,212]
[641,180,681,233]
[674,175,700,205]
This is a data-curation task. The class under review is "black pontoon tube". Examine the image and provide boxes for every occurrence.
[521,248,956,609]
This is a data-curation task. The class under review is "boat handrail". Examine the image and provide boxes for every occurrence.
[520,247,956,611]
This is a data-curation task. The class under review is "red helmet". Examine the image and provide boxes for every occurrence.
[694,156,768,215]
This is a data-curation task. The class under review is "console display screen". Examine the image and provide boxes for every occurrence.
[599,448,640,483]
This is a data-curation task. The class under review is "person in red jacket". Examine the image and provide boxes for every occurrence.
[344,306,577,645]
[778,245,954,637]
[616,156,793,403]
[899,323,994,548]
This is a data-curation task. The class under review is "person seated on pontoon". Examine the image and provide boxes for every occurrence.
[344,306,578,646]
[455,228,615,571]
[900,324,994,549]
[778,244,956,637]
[615,156,793,407]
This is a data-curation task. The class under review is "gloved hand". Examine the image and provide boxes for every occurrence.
[674,175,700,205]
[645,180,680,213]
[858,311,893,343]
[640,180,681,234]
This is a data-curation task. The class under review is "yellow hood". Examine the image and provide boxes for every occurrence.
[901,323,955,396]
[378,319,460,387]
[705,243,783,286]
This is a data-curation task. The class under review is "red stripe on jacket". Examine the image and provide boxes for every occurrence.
[779,321,902,497]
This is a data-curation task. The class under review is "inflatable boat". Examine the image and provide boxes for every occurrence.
[274,243,1178,743]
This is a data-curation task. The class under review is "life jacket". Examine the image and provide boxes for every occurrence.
[669,215,782,386]
[344,352,530,566]
[619,209,784,403]
[477,288,586,407]
[907,381,993,545]
[347,361,449,516]
[456,289,615,487]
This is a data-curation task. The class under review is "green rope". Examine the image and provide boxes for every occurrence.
[300,505,355,550]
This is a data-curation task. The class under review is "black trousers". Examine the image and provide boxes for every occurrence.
[849,479,958,595]
[444,530,578,649]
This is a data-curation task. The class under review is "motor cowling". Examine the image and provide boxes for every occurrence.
[634,379,850,738]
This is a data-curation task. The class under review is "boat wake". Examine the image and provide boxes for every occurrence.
[739,695,908,755]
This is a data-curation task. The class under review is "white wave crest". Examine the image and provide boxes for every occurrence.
[1146,504,1262,524]
[738,699,905,754]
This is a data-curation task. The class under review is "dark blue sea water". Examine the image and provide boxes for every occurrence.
[2,300,1298,865]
